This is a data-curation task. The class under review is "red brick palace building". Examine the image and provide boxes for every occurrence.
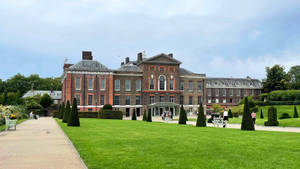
[62,51,262,116]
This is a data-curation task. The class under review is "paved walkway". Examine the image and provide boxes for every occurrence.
[125,116,300,133]
[0,117,86,169]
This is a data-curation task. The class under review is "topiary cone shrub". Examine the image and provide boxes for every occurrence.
[59,102,65,119]
[147,109,152,122]
[68,98,80,127]
[241,97,255,131]
[178,105,187,125]
[228,109,233,118]
[264,106,279,126]
[260,109,264,119]
[196,103,206,127]
[132,109,137,120]
[63,101,70,123]
[294,106,298,118]
[142,110,147,121]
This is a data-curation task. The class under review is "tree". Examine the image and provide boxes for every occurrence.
[294,106,299,118]
[264,106,279,126]
[196,103,206,127]
[228,109,233,118]
[147,109,152,122]
[241,97,255,131]
[68,98,80,127]
[59,102,65,119]
[55,104,61,118]
[289,66,300,83]
[178,105,187,125]
[132,108,137,120]
[262,65,291,93]
[142,109,147,121]
[40,93,53,108]
[260,109,264,119]
[212,104,223,113]
[63,101,70,123]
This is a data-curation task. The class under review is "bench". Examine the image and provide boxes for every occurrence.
[5,115,17,131]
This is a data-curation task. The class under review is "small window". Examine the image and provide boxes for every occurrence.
[169,96,174,103]
[197,96,202,105]
[136,80,141,91]
[215,89,219,96]
[208,89,212,96]
[125,80,131,91]
[159,76,166,90]
[180,82,184,91]
[100,78,105,90]
[197,82,202,92]
[170,79,174,90]
[114,96,120,105]
[75,94,80,105]
[100,95,105,105]
[76,77,81,90]
[159,96,165,102]
[125,96,131,105]
[136,96,141,105]
[189,82,193,91]
[230,89,233,96]
[189,96,193,105]
[88,78,93,90]
[150,78,154,90]
[223,89,226,96]
[150,96,155,104]
[114,80,120,91]
[88,95,93,105]
[236,89,240,96]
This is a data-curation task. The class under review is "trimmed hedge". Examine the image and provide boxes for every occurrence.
[78,112,98,118]
[98,110,123,120]
[279,113,292,119]
[256,100,300,106]
[264,106,279,126]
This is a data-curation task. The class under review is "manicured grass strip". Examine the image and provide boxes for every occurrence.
[0,119,27,131]
[58,118,300,169]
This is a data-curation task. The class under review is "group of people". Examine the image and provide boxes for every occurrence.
[220,110,256,128]
[161,111,173,121]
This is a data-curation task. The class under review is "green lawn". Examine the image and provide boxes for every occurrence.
[0,118,27,131]
[58,118,300,169]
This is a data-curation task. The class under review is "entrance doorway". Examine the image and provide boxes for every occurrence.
[126,108,130,117]
[136,108,141,116]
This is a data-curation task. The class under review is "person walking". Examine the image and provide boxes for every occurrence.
[251,112,256,124]
[223,110,228,128]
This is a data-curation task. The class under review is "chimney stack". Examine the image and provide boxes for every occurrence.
[168,53,173,58]
[137,52,143,63]
[121,62,124,66]
[125,57,130,64]
[82,51,93,60]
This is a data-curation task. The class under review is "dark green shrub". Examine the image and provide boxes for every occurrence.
[78,112,98,118]
[52,111,58,118]
[232,112,239,118]
[264,106,279,126]
[260,109,264,119]
[196,103,206,127]
[132,109,137,120]
[279,113,292,119]
[147,110,152,122]
[241,97,255,131]
[68,98,80,127]
[228,109,233,118]
[63,101,70,123]
[98,110,123,119]
[103,104,113,110]
[178,105,187,125]
[59,102,65,119]
[294,106,299,118]
[142,110,147,121]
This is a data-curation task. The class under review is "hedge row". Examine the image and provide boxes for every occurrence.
[98,110,123,120]
[256,101,300,106]
[260,90,300,102]
[78,111,98,118]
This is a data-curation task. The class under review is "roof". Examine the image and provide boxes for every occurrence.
[205,77,262,89]
[138,53,182,65]
[23,90,62,100]
[180,68,195,74]
[118,62,142,72]
[67,60,110,72]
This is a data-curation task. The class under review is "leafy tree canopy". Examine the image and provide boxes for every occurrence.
[262,65,291,93]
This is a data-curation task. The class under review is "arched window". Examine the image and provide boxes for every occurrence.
[159,75,166,90]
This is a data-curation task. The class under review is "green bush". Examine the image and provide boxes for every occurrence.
[63,101,70,123]
[178,105,187,125]
[294,106,299,118]
[256,100,300,106]
[232,112,239,118]
[78,112,98,118]
[52,111,58,118]
[279,113,292,119]
[147,110,152,122]
[196,103,206,127]
[260,109,264,119]
[103,104,113,110]
[142,110,147,121]
[228,109,233,118]
[264,106,279,126]
[241,97,255,131]
[59,102,65,119]
[98,110,123,120]
[68,98,80,127]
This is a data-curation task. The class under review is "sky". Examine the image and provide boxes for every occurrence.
[1,0,300,80]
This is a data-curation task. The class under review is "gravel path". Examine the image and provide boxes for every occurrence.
[0,117,87,169]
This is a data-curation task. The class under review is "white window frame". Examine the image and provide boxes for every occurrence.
[158,75,166,91]
[88,78,93,90]
[136,80,141,91]
[100,78,105,90]
[114,80,120,91]
[76,77,81,90]
[125,80,131,91]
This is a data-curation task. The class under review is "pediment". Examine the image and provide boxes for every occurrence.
[141,53,181,65]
